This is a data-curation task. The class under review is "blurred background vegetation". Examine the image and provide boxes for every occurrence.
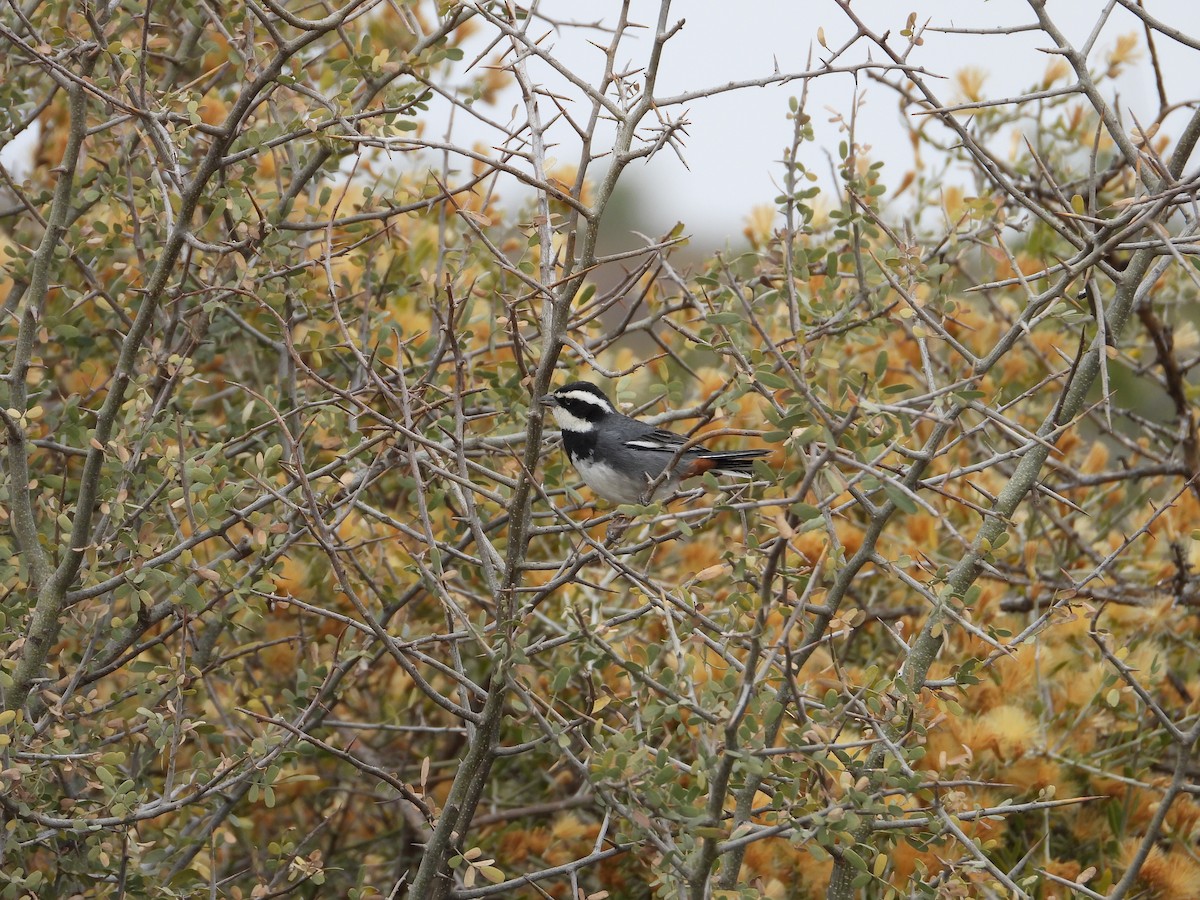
[2,2,1200,898]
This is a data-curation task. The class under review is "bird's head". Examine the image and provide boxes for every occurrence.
[539,382,616,432]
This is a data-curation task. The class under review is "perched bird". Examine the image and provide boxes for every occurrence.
[539,382,770,505]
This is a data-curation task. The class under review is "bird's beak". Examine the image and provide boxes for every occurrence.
[538,394,558,408]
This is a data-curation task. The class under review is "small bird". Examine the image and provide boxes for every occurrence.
[539,382,770,504]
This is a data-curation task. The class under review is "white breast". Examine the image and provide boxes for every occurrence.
[573,457,675,504]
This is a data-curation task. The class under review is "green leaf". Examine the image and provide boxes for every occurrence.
[842,847,868,870]
[756,371,790,390]
[883,483,917,514]
[791,503,821,521]
[706,312,742,326]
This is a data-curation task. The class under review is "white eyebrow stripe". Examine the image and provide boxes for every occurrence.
[556,390,613,410]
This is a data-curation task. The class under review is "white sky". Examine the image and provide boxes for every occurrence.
[445,0,1200,248]
[3,2,1195,251]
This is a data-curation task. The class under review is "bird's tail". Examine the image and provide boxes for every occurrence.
[703,449,771,475]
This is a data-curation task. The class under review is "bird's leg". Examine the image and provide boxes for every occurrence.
[605,514,631,546]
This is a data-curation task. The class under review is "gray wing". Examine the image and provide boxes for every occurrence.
[592,420,693,485]
[622,426,693,453]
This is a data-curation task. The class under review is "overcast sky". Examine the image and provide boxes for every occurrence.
[446,0,1199,248]
[3,2,1195,251]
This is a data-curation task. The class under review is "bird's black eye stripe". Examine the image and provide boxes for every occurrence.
[556,395,608,421]
[551,387,613,421]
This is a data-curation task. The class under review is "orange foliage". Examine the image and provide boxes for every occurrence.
[1123,843,1200,900]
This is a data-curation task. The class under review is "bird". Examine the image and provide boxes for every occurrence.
[539,381,770,505]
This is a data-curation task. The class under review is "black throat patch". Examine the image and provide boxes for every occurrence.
[561,428,597,462]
